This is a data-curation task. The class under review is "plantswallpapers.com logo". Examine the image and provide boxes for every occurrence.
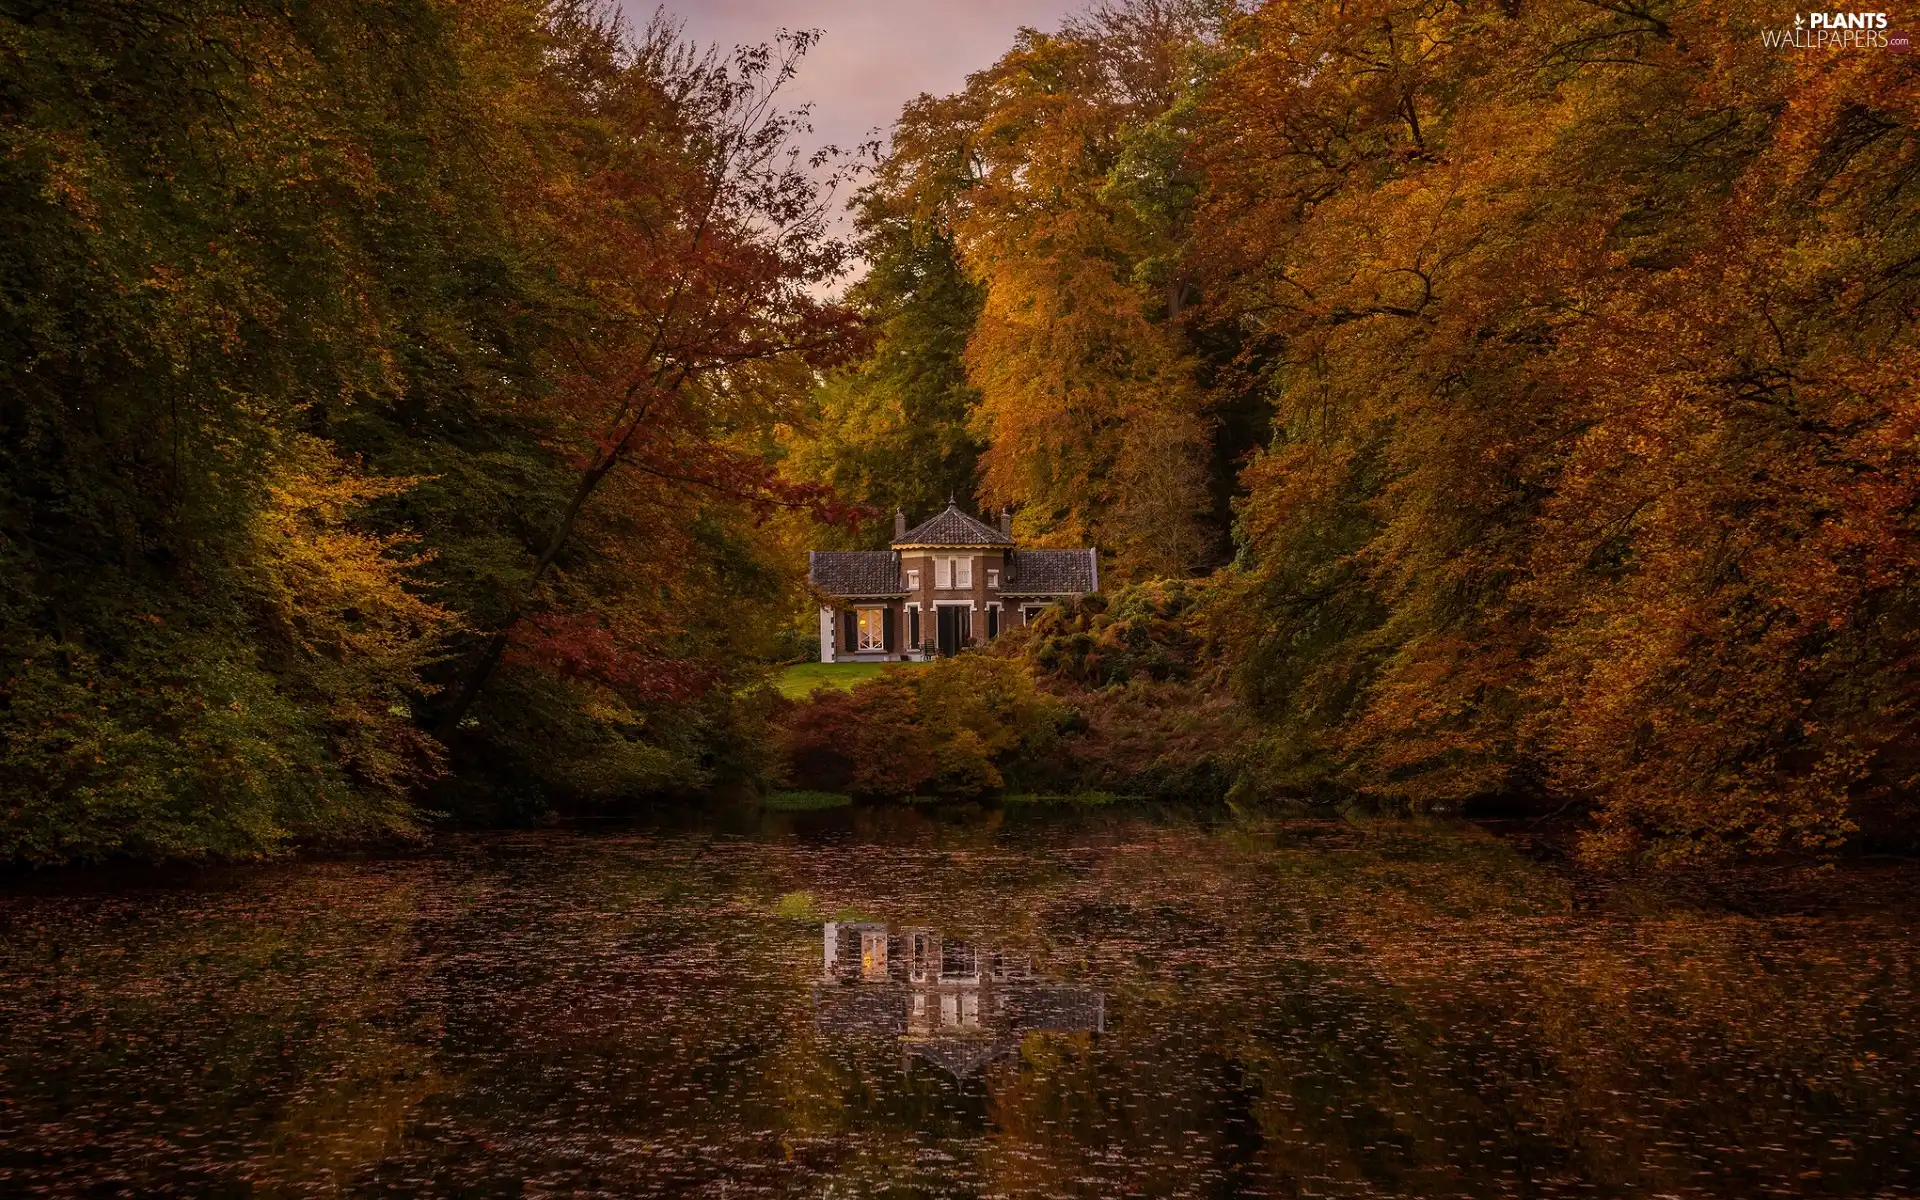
[1762,11,1909,50]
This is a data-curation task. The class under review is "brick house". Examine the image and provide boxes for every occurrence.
[808,500,1098,662]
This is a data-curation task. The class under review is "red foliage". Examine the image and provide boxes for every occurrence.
[503,614,713,704]
[438,30,874,732]
[773,676,937,796]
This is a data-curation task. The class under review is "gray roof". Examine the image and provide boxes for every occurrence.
[1003,548,1098,595]
[893,502,1013,547]
[809,550,902,597]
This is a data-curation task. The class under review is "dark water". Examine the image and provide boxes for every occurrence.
[2,807,1917,1198]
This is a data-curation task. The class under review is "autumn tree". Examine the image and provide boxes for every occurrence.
[0,0,864,860]
[955,2,1226,579]
[430,23,863,741]
[1195,0,1920,861]
[0,0,543,860]
[780,178,984,546]
[787,1,1233,578]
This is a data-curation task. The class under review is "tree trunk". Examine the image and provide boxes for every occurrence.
[433,445,620,738]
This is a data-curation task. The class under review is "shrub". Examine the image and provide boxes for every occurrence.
[772,655,1064,798]
[767,624,821,664]
[1014,580,1216,688]
[1053,678,1248,804]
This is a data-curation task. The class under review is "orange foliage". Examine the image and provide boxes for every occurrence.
[884,4,1223,578]
[1195,0,1920,861]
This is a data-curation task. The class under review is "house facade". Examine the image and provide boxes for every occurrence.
[808,501,1098,662]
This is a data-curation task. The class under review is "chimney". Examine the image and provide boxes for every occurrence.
[999,506,1013,538]
[894,508,907,540]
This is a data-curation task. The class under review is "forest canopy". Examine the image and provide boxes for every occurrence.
[780,0,1920,865]
[4,0,1917,868]
[0,0,860,862]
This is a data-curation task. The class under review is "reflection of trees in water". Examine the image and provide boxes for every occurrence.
[0,868,442,1194]
[973,821,1920,1198]
[0,819,1914,1197]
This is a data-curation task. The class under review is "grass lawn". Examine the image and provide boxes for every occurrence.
[775,660,920,700]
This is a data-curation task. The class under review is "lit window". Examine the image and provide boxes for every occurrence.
[857,608,886,651]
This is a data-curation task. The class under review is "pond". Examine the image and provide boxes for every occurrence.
[1,806,1916,1197]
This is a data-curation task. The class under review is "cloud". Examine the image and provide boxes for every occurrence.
[623,0,1083,154]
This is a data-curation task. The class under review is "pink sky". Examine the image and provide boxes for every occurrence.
[630,1,1085,157]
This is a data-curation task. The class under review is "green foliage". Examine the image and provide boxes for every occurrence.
[0,0,507,860]
[0,630,412,864]
[782,199,983,543]
[0,0,852,861]
[1015,580,1215,688]
[15,0,1918,872]
[771,600,1244,807]
[766,625,821,667]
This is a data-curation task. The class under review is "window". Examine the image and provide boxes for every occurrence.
[1023,604,1046,624]
[987,568,1000,588]
[934,556,972,589]
[856,608,886,651]
[908,606,920,647]
[906,569,919,589]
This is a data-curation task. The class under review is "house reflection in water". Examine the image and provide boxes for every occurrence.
[813,922,1106,1078]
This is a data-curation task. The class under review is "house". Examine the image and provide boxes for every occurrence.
[808,500,1099,662]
